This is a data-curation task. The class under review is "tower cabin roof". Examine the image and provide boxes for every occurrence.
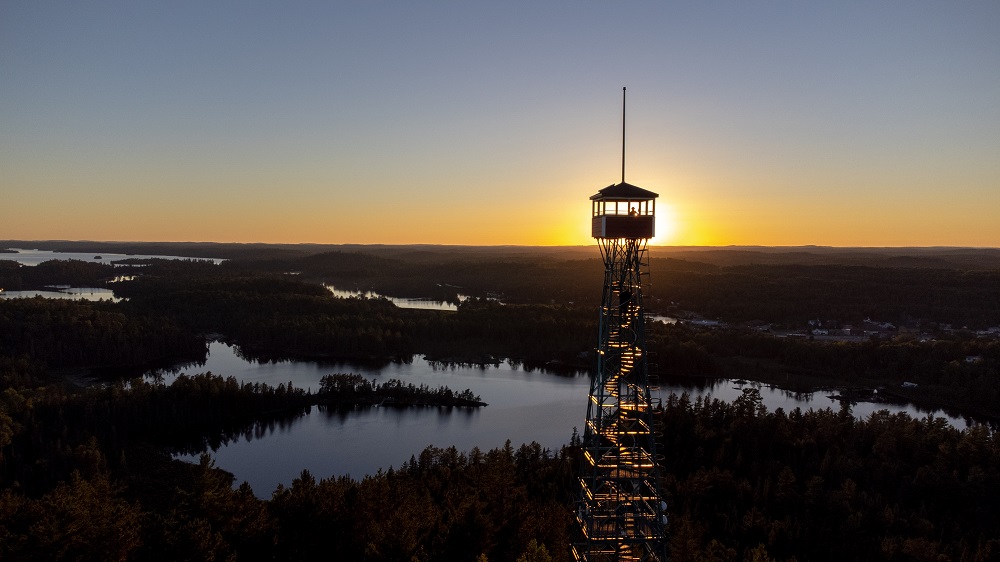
[590,182,658,201]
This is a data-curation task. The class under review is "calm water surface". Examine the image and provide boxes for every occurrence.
[169,342,586,494]
[0,287,120,301]
[0,248,223,266]
[0,253,453,310]
[324,285,466,311]
[168,342,970,496]
[0,248,219,300]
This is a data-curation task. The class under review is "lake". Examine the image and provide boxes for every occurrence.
[166,341,972,497]
[0,287,120,301]
[0,248,223,266]
[324,285,466,312]
[0,248,220,301]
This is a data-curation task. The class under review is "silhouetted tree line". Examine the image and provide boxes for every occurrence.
[9,254,1000,370]
[1,365,574,561]
[658,389,1000,561]
[3,372,999,560]
[653,262,1000,328]
[414,299,593,370]
[0,367,486,497]
[109,268,596,368]
[318,374,484,407]
[0,297,206,371]
[9,244,1000,327]
[0,367,317,495]
[217,249,1000,328]
[0,259,118,291]
[0,256,220,291]
[647,322,1000,419]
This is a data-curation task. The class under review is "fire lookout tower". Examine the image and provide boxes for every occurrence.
[574,89,668,562]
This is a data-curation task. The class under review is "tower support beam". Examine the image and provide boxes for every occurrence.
[576,232,667,562]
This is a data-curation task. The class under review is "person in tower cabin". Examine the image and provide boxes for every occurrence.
[629,206,638,217]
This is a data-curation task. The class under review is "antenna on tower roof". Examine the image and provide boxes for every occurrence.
[621,86,627,184]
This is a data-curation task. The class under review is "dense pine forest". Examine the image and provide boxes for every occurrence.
[1,243,999,560]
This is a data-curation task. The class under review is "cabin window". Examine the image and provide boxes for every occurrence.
[593,199,655,217]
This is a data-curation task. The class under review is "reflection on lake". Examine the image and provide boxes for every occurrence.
[167,342,586,494]
[166,342,972,496]
[0,287,120,302]
[324,284,467,311]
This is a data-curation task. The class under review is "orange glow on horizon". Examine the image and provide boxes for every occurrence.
[4,177,998,248]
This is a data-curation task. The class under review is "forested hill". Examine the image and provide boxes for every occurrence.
[7,241,1000,326]
[212,245,1000,328]
[10,243,998,328]
[7,240,1000,268]
[2,243,1000,559]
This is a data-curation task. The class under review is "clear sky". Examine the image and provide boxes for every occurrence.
[2,2,998,247]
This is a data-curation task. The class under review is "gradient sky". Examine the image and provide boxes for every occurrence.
[2,2,999,247]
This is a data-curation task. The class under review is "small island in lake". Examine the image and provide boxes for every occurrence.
[317,373,486,407]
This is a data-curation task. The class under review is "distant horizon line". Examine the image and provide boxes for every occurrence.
[4,239,1000,252]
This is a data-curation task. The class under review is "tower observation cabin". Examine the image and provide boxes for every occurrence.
[591,182,657,240]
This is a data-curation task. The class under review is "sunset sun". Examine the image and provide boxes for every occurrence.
[652,202,679,245]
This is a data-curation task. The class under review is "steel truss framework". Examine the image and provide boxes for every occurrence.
[575,237,668,562]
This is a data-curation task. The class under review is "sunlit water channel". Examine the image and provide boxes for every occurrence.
[164,342,971,497]
[0,287,120,301]
[0,248,223,266]
[324,285,467,311]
